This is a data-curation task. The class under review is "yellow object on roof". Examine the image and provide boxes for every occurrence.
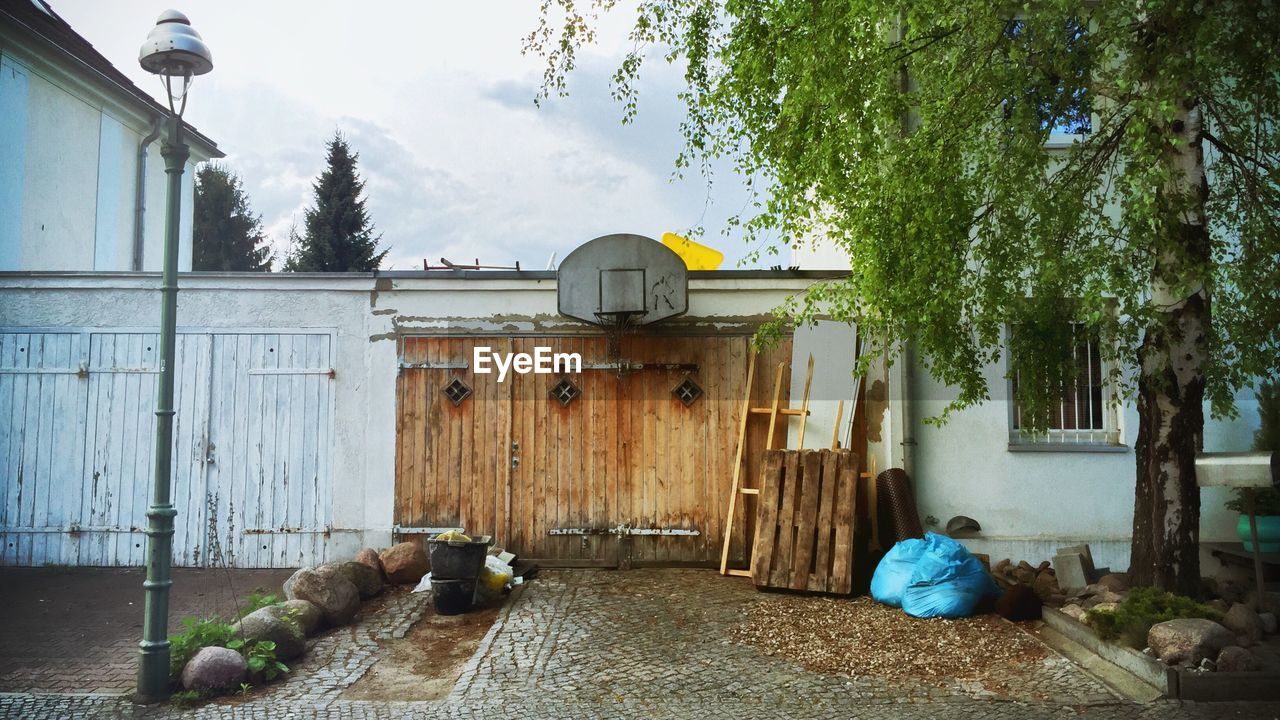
[662,232,724,270]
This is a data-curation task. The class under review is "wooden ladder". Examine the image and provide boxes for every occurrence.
[719,352,814,577]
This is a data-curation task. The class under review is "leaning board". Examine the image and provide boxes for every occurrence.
[751,449,859,594]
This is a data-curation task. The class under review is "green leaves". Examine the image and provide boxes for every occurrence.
[529,0,1280,423]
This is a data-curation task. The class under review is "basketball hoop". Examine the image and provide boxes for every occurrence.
[595,310,640,361]
[557,234,690,364]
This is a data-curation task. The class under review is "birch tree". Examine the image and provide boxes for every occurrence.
[528,0,1279,594]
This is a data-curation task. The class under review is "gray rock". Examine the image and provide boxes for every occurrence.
[1260,612,1277,634]
[282,567,307,600]
[1032,571,1061,601]
[1148,618,1235,666]
[231,606,306,660]
[1216,645,1261,672]
[281,599,323,636]
[181,646,246,691]
[1222,603,1264,645]
[334,561,383,599]
[288,567,360,626]
[1060,604,1087,622]
[1082,590,1125,609]
[380,542,430,585]
[1208,599,1230,615]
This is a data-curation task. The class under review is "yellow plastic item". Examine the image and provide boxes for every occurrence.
[662,232,724,270]
[434,529,471,543]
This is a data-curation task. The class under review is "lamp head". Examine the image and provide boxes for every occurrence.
[139,10,212,78]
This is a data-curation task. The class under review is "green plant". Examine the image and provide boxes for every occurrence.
[168,689,208,707]
[237,682,253,697]
[1226,487,1280,515]
[1086,587,1221,648]
[228,639,289,682]
[168,618,236,681]
[238,589,282,618]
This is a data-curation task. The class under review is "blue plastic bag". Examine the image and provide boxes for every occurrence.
[869,536,928,608]
[900,532,999,619]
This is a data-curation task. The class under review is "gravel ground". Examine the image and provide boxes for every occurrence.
[731,594,1048,691]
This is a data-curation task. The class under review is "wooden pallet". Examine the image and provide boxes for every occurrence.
[751,448,859,594]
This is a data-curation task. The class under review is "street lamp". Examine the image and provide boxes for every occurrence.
[135,9,212,704]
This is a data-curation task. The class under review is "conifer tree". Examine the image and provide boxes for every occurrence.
[285,132,386,271]
[192,163,272,271]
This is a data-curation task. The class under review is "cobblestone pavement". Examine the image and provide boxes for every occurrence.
[2,569,1278,719]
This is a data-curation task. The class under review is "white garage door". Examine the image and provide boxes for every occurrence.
[0,329,334,567]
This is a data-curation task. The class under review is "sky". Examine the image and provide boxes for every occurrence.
[52,0,776,271]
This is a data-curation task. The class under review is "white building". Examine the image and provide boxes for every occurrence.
[0,0,222,272]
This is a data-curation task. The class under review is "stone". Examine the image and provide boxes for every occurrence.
[181,646,246,691]
[333,560,383,599]
[1061,604,1087,622]
[1012,561,1037,585]
[1222,603,1264,645]
[1082,590,1124,609]
[1216,645,1261,673]
[1208,599,1230,615]
[1147,618,1234,666]
[1053,552,1091,593]
[1031,571,1060,601]
[282,567,307,600]
[354,548,386,580]
[993,558,1011,577]
[380,541,431,585]
[1037,560,1052,573]
[1045,593,1068,608]
[288,567,360,626]
[1260,612,1277,634]
[1095,573,1130,593]
[995,583,1041,622]
[281,599,323,636]
[231,606,306,660]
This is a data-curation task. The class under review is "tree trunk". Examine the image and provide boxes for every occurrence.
[1129,100,1210,596]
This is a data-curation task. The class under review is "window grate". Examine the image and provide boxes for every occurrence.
[550,377,581,407]
[1011,324,1117,445]
[442,376,473,406]
[671,376,703,406]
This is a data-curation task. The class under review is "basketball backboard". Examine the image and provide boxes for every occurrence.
[557,233,689,326]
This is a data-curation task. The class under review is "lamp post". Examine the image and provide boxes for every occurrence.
[135,9,212,704]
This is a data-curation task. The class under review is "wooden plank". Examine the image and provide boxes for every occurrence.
[718,349,756,574]
[749,408,810,416]
[809,449,840,591]
[791,450,822,590]
[769,450,801,587]
[749,450,783,584]
[763,362,786,451]
[726,568,752,577]
[831,452,859,594]
[830,400,844,450]
[795,355,814,449]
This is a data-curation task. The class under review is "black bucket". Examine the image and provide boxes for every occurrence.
[427,534,491,580]
[432,578,477,615]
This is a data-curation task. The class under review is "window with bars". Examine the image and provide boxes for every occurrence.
[1009,324,1119,446]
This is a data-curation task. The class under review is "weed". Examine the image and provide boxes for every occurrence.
[228,638,289,681]
[1086,586,1221,647]
[238,589,283,618]
[168,618,236,681]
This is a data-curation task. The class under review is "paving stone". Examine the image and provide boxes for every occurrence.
[4,569,1280,719]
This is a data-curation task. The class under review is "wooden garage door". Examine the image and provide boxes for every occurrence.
[395,334,791,565]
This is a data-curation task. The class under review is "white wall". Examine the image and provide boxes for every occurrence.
[0,47,206,273]
[0,273,825,561]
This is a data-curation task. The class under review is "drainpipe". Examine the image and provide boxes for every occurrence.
[132,116,162,271]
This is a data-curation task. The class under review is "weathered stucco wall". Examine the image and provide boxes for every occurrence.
[906,349,1258,573]
[0,272,825,561]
